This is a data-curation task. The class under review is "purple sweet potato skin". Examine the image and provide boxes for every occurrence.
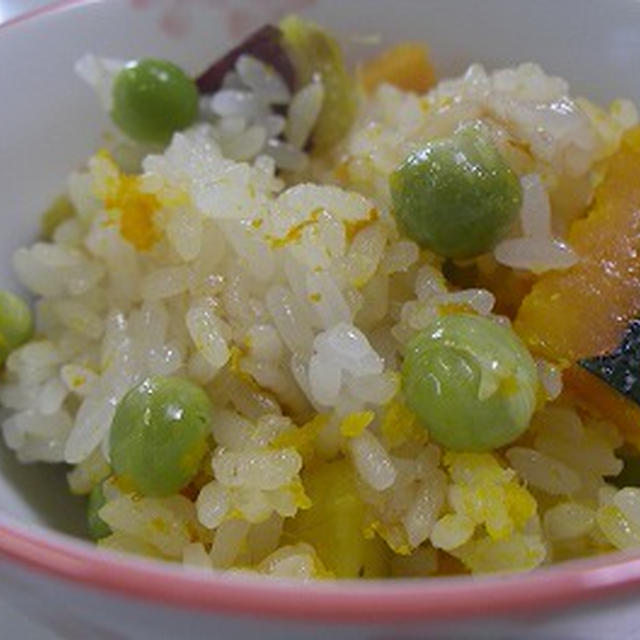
[196,25,296,94]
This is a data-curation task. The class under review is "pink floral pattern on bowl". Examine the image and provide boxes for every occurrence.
[130,0,318,39]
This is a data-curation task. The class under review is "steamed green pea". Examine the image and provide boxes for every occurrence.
[402,314,538,451]
[110,376,213,497]
[87,483,112,540]
[111,58,199,144]
[0,290,33,366]
[390,123,522,258]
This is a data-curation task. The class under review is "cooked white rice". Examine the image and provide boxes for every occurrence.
[2,42,640,580]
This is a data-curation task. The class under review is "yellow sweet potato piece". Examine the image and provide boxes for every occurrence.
[284,459,389,578]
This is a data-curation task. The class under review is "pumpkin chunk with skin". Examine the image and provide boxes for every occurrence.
[563,367,640,448]
[360,43,436,94]
[515,128,640,442]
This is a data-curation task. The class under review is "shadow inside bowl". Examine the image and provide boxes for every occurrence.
[0,439,86,537]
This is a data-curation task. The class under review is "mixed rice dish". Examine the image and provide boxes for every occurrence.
[3,15,640,579]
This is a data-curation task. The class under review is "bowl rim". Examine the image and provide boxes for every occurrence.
[0,0,88,30]
[4,512,640,623]
[3,0,640,624]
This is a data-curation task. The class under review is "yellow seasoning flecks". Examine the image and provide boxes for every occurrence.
[271,414,328,462]
[228,345,245,375]
[107,174,160,251]
[150,517,168,534]
[380,398,426,448]
[286,477,313,511]
[94,150,160,251]
[343,208,379,243]
[503,482,537,529]
[332,159,351,184]
[267,209,323,248]
[228,345,260,389]
[364,520,411,556]
[71,375,86,389]
[340,411,375,438]
[444,451,538,542]
[437,302,475,316]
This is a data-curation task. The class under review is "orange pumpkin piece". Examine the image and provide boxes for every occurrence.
[360,43,436,94]
[563,367,640,448]
[515,127,640,442]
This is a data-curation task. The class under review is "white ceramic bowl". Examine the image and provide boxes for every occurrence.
[2,1,640,638]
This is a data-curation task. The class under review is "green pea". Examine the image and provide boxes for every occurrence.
[87,483,112,540]
[111,58,199,144]
[110,376,213,497]
[402,314,538,451]
[390,123,523,258]
[280,15,356,152]
[0,290,33,366]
